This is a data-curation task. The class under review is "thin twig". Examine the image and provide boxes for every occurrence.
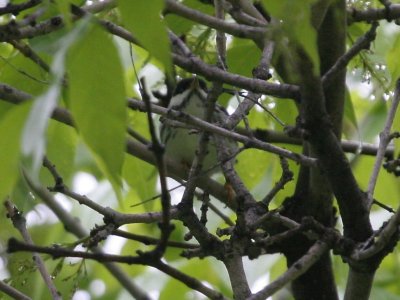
[4,200,62,300]
[8,239,227,300]
[248,238,331,300]
[165,0,265,40]
[9,40,50,72]
[262,156,294,206]
[172,52,299,99]
[322,22,379,88]
[0,55,48,84]
[127,127,150,145]
[208,201,235,226]
[150,260,228,300]
[139,77,173,257]
[352,201,400,261]
[113,229,200,249]
[61,186,177,225]
[128,98,317,167]
[0,0,41,15]
[225,41,275,131]
[367,78,400,208]
[22,171,150,299]
[348,4,400,23]
[0,279,32,300]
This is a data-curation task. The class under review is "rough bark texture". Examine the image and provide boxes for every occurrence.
[279,1,352,299]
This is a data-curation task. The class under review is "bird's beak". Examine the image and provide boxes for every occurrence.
[190,77,200,91]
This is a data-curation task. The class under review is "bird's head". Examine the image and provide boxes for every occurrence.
[168,77,208,110]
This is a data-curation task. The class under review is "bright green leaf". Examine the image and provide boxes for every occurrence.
[265,0,320,74]
[344,87,358,131]
[68,23,127,200]
[0,102,32,199]
[119,0,172,74]
[387,34,400,83]
[21,20,87,173]
[40,120,77,186]
[54,0,73,27]
[0,52,47,97]
[122,155,157,210]
[227,38,261,77]
[392,83,400,157]
[359,99,387,142]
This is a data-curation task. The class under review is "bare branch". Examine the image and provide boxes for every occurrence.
[139,77,173,257]
[165,0,266,39]
[249,239,331,300]
[367,78,400,208]
[0,0,41,16]
[348,4,400,23]
[8,239,227,300]
[224,256,251,299]
[322,22,379,88]
[128,98,317,167]
[0,277,32,300]
[262,157,294,206]
[9,40,50,72]
[172,52,299,99]
[22,171,151,299]
[352,202,400,261]
[4,200,61,300]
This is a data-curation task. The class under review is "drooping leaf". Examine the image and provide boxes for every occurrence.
[119,0,172,74]
[67,22,127,200]
[386,34,400,83]
[21,19,87,174]
[265,0,320,74]
[344,87,359,132]
[359,99,387,142]
[0,102,32,199]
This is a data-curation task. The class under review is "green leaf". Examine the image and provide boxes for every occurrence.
[119,0,172,74]
[236,149,272,191]
[344,87,358,132]
[392,87,400,157]
[40,120,77,186]
[0,102,32,199]
[0,52,47,97]
[67,23,127,200]
[387,34,400,82]
[53,0,76,28]
[21,20,87,173]
[359,99,387,142]
[265,0,320,74]
[227,38,261,77]
[122,155,157,210]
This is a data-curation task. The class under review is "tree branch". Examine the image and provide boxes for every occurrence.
[8,239,227,300]
[4,200,61,300]
[0,275,32,300]
[0,0,41,16]
[348,4,400,23]
[165,0,265,39]
[322,22,379,88]
[367,78,400,208]
[248,238,331,300]
[22,171,153,299]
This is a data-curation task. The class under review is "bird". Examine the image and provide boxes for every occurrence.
[160,77,237,176]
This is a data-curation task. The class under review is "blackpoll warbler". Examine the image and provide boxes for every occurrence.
[160,77,237,175]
